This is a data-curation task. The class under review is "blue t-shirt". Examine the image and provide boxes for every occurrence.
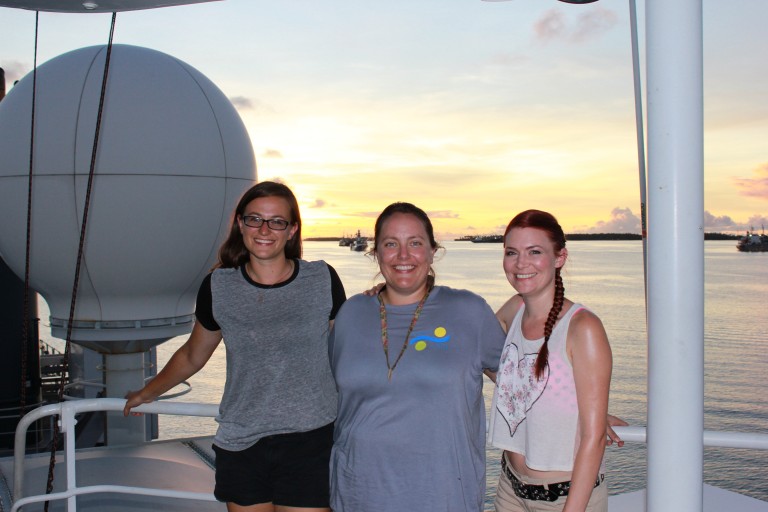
[329,285,506,512]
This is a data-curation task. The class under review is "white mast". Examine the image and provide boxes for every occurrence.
[646,0,704,510]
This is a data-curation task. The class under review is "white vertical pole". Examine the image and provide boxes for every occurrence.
[645,0,704,510]
[628,0,648,310]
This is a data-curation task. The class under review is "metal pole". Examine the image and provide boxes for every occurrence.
[628,0,648,310]
[645,0,704,510]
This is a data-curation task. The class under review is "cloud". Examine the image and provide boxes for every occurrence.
[584,207,641,234]
[1,60,28,84]
[746,214,768,231]
[733,163,768,200]
[262,149,283,158]
[309,199,326,209]
[571,8,618,43]
[229,96,254,109]
[426,210,460,219]
[350,211,382,219]
[703,211,737,231]
[534,9,567,42]
[228,96,276,114]
[534,7,617,44]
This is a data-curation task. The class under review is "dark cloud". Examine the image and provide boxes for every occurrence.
[229,96,254,109]
[309,199,326,209]
[733,163,768,200]
[262,149,283,158]
[534,7,616,44]
[1,60,28,84]
[584,207,641,234]
[228,96,276,114]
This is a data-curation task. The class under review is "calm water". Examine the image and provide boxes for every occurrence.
[45,240,768,506]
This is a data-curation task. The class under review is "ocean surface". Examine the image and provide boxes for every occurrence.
[42,240,768,507]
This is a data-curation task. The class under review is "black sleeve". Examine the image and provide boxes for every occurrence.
[195,273,221,331]
[327,264,346,320]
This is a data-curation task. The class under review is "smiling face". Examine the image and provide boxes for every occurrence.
[376,212,436,305]
[237,196,298,263]
[503,227,567,299]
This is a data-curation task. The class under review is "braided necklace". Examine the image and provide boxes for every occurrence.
[377,286,432,381]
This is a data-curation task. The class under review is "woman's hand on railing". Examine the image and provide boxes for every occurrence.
[606,414,628,447]
[123,390,153,417]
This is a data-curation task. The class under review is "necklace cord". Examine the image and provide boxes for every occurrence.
[377,282,432,381]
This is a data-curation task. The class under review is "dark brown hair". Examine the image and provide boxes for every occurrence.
[216,181,302,268]
[504,209,566,379]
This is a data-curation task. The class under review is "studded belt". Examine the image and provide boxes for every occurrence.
[501,454,604,502]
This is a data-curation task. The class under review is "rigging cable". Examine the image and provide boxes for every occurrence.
[43,12,118,510]
[20,9,39,420]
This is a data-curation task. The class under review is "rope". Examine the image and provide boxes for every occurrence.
[20,9,39,419]
[43,13,118,510]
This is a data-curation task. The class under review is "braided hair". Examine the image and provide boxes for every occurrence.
[504,209,567,380]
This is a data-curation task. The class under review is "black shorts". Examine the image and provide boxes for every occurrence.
[212,422,333,507]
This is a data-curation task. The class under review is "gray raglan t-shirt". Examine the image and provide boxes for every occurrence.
[329,286,506,512]
[197,259,344,451]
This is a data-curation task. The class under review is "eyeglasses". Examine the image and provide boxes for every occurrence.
[241,215,291,231]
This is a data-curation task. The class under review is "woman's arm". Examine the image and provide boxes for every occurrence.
[495,294,523,333]
[123,321,222,416]
[563,310,613,512]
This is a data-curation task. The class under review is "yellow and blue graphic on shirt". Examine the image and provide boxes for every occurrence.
[409,326,450,351]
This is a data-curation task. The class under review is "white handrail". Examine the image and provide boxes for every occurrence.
[11,484,217,511]
[12,400,768,512]
[13,398,218,511]
[613,426,768,450]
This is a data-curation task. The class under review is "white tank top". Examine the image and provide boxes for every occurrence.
[488,303,589,471]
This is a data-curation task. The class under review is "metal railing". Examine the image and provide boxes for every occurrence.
[613,425,768,451]
[11,399,768,511]
[12,398,218,512]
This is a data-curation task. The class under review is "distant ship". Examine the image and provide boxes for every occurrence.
[471,235,503,243]
[736,231,768,252]
[349,230,368,252]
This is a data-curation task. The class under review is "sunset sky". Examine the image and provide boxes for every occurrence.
[2,0,766,239]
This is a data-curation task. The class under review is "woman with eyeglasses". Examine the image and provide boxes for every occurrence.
[124,181,346,512]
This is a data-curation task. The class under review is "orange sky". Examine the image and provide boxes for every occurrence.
[2,0,766,238]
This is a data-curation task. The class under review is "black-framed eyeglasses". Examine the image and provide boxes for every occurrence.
[241,215,291,231]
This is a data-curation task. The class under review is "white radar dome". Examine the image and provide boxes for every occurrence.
[0,44,256,351]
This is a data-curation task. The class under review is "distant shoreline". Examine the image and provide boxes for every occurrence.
[305,233,741,242]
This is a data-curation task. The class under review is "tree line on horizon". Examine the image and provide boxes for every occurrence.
[305,232,741,242]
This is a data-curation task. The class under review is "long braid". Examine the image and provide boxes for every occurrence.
[534,267,565,380]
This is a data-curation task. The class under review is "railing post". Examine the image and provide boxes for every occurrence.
[61,402,78,511]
